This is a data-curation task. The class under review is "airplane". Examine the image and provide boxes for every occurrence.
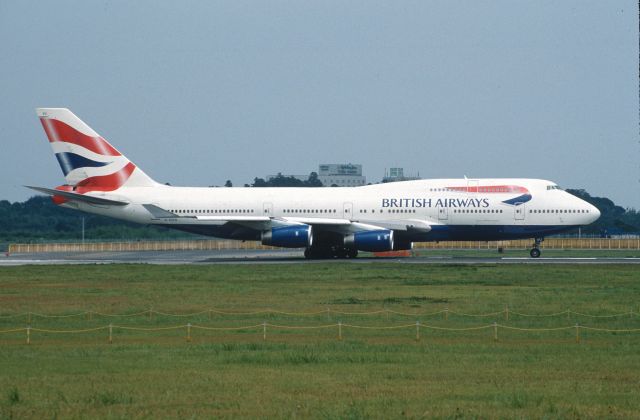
[29,108,601,259]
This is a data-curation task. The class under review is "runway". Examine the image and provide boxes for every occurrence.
[2,249,640,265]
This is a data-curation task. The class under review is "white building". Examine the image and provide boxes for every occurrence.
[267,163,367,187]
[317,163,366,187]
[382,167,421,183]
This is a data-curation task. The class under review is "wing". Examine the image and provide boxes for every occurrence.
[143,204,432,241]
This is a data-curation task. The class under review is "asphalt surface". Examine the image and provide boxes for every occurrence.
[2,249,640,265]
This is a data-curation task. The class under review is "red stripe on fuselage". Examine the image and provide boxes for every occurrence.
[40,118,121,156]
[446,185,529,194]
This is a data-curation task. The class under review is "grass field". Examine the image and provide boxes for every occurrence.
[1,263,639,418]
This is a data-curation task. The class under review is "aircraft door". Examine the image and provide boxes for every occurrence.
[263,202,273,217]
[438,207,448,221]
[514,203,525,221]
[343,202,353,220]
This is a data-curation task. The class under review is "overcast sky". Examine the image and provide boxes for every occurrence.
[1,1,637,208]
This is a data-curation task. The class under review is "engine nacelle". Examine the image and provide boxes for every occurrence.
[344,230,394,252]
[262,225,313,248]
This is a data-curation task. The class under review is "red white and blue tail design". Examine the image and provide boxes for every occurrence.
[37,108,157,192]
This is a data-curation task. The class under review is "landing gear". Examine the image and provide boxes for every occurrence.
[530,237,543,258]
[304,246,358,259]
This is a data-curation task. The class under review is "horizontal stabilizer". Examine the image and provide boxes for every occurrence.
[25,185,129,206]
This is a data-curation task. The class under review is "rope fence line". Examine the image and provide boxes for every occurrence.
[446,310,504,317]
[508,310,569,317]
[1,307,638,321]
[29,326,108,334]
[91,310,154,318]
[191,324,264,331]
[342,323,418,330]
[2,322,640,345]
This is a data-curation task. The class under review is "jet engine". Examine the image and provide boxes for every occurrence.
[344,229,394,252]
[262,225,313,248]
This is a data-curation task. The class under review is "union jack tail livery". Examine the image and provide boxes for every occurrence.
[36,108,157,191]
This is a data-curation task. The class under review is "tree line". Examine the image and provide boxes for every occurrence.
[245,172,324,188]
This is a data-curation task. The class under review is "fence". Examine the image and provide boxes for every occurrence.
[7,240,275,253]
[8,238,640,253]
[2,322,640,345]
[2,307,639,345]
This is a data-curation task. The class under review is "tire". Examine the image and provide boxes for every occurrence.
[530,248,541,258]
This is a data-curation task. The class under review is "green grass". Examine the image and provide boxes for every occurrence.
[1,264,640,418]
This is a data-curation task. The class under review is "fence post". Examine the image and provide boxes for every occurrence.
[262,321,266,341]
[444,307,448,321]
[108,324,113,344]
[186,323,192,343]
[149,308,153,320]
[26,326,30,345]
[27,312,31,324]
[208,309,212,321]
[567,309,570,321]
[493,322,498,342]
[338,321,342,341]
[505,305,509,321]
[416,321,420,341]
[327,307,331,321]
[575,323,580,343]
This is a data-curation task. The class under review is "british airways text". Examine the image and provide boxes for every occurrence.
[381,198,490,208]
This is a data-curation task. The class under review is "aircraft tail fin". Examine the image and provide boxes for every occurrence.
[36,108,157,191]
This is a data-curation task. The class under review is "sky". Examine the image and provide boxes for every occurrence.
[1,1,638,208]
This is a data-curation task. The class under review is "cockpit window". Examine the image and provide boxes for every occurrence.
[546,185,562,191]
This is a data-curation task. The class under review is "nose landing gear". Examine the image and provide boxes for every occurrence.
[530,237,543,258]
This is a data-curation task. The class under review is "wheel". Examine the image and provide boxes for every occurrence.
[347,248,358,258]
[530,248,541,258]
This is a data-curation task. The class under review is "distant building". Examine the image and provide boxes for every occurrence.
[317,163,366,187]
[382,167,421,183]
[267,163,367,187]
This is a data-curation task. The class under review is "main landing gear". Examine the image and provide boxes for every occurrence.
[304,246,358,259]
[530,237,543,258]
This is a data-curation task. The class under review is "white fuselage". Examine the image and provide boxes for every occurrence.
[65,178,600,243]
[35,108,601,257]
